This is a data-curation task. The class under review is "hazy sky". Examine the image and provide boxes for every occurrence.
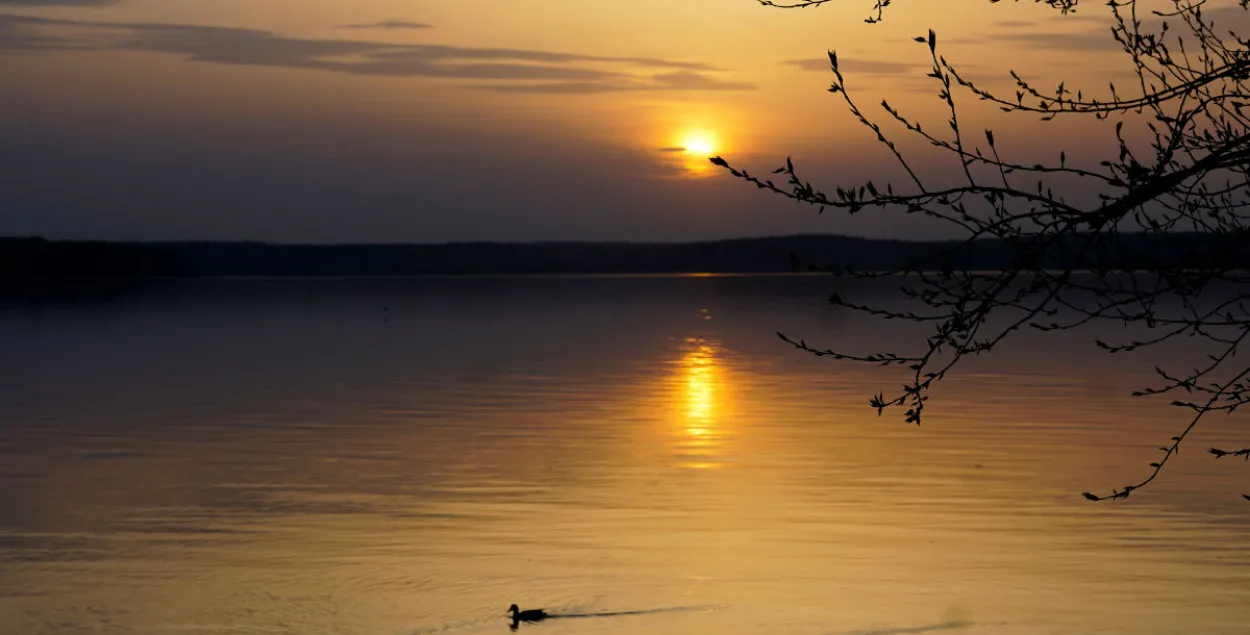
[0,0,1144,242]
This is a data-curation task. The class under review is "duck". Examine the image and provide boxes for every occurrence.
[508,604,548,622]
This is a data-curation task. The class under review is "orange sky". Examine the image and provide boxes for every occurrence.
[0,0,1150,242]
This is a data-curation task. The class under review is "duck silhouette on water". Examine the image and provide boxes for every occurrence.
[508,604,548,628]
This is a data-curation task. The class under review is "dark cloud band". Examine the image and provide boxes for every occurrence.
[341,20,432,30]
[0,13,754,92]
[784,57,918,75]
[0,0,116,5]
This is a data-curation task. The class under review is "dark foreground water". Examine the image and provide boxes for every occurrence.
[1,276,1247,635]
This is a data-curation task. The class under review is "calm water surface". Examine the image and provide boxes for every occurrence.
[0,276,1247,635]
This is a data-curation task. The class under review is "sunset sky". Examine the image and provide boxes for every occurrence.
[1,0,1145,242]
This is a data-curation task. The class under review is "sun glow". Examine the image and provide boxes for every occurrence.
[680,131,719,156]
[664,128,724,177]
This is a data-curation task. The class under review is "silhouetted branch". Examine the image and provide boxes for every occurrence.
[724,0,1250,501]
[1210,447,1250,459]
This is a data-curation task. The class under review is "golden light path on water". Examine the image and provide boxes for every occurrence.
[673,337,732,468]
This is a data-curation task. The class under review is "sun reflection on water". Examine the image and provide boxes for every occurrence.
[672,337,733,468]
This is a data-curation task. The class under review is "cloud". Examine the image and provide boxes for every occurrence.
[983,30,1120,51]
[969,8,1250,52]
[468,71,756,94]
[341,19,432,30]
[991,9,1116,29]
[784,57,919,75]
[466,80,636,94]
[0,13,750,91]
[0,13,95,50]
[657,147,686,152]
[0,0,115,5]
[652,70,754,90]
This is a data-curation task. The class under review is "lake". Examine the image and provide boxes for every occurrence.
[1,275,1247,635]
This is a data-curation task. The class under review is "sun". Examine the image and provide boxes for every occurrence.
[680,132,719,157]
[661,127,726,177]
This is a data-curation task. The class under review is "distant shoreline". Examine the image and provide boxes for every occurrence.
[0,234,1236,279]
[1,272,834,282]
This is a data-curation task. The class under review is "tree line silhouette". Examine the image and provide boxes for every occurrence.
[0,234,1241,279]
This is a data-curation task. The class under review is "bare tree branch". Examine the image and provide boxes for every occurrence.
[722,0,1250,501]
